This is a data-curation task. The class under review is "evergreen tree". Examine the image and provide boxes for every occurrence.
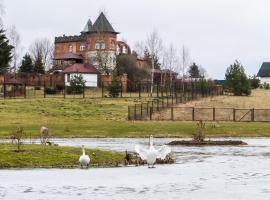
[143,48,161,69]
[249,75,260,89]
[0,29,13,73]
[19,53,34,73]
[225,60,251,96]
[188,63,200,78]
[108,75,121,98]
[68,74,86,94]
[33,51,45,74]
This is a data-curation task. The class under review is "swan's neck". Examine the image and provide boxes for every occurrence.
[149,136,154,147]
[82,148,85,155]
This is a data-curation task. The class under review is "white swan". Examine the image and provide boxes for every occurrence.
[135,135,171,168]
[79,145,90,168]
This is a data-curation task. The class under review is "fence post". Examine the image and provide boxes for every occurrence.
[3,83,6,99]
[233,108,236,121]
[139,82,141,98]
[157,84,159,97]
[101,82,104,98]
[128,106,130,120]
[64,83,66,99]
[120,82,123,98]
[150,107,153,120]
[171,107,174,120]
[213,107,216,121]
[140,104,143,120]
[43,82,46,98]
[134,104,137,120]
[192,107,195,121]
[251,108,255,122]
[24,84,26,98]
[191,81,194,100]
[83,86,85,98]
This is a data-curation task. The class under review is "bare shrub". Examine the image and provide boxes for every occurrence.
[192,120,205,142]
[10,127,24,152]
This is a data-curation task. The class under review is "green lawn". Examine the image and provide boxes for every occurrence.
[0,143,125,168]
[0,98,270,138]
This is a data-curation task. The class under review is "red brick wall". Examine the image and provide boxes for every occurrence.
[54,33,117,60]
[3,73,65,87]
[99,74,128,92]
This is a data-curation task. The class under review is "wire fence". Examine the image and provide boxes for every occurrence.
[128,84,224,120]
[0,79,223,99]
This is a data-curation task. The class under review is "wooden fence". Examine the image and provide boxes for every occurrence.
[151,107,270,122]
[128,84,224,120]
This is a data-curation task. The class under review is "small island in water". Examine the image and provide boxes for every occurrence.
[168,121,248,146]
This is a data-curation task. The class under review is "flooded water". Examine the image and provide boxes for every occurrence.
[1,138,270,199]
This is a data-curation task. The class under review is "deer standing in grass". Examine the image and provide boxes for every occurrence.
[40,126,49,145]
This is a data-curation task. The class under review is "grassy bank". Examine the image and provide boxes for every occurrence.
[0,91,270,138]
[0,143,125,168]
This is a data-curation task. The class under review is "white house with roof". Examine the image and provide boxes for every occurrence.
[257,62,270,85]
[62,63,100,87]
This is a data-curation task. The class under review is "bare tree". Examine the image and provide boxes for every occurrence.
[0,0,5,27]
[179,45,191,93]
[29,38,54,70]
[162,44,178,87]
[95,39,112,75]
[146,30,163,96]
[8,25,21,72]
[93,35,115,75]
[199,66,207,78]
[133,41,145,59]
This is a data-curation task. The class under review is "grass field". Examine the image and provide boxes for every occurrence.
[0,143,124,168]
[183,89,270,108]
[0,90,270,138]
[154,89,270,121]
[24,87,155,99]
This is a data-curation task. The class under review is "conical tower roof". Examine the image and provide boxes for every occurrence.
[93,12,117,33]
[82,19,93,33]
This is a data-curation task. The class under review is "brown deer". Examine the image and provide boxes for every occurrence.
[40,126,49,145]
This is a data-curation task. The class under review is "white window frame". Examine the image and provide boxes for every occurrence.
[95,42,105,50]
[80,44,86,51]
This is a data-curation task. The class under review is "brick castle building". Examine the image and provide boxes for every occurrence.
[53,12,130,74]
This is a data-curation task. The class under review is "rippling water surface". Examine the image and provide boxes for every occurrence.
[1,138,270,200]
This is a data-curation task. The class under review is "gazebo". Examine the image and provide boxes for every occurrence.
[3,78,26,98]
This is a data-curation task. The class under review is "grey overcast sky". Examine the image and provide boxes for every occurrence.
[2,0,270,79]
